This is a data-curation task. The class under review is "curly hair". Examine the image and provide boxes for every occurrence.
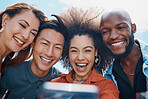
[58,7,114,73]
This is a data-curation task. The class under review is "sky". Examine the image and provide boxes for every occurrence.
[0,0,148,73]
[0,0,148,41]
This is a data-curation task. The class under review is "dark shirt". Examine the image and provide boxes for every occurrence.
[113,55,146,99]
[0,60,61,99]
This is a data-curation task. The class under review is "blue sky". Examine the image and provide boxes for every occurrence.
[0,0,148,43]
[0,0,148,73]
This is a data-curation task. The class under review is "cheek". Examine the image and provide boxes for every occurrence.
[69,54,77,63]
[102,35,108,43]
[28,36,35,44]
[33,44,44,54]
[89,56,95,63]
[55,50,63,59]
[86,54,95,62]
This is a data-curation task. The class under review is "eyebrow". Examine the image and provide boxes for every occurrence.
[70,46,93,50]
[40,38,64,46]
[100,22,127,30]
[20,20,30,26]
[20,20,38,32]
[70,46,78,50]
[84,46,93,49]
[32,29,38,32]
[116,22,127,26]
[100,27,108,31]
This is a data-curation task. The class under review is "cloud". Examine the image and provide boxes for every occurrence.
[59,0,148,34]
[48,3,54,7]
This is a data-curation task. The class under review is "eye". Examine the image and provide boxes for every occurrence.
[102,30,109,34]
[31,32,36,36]
[85,49,92,53]
[71,49,77,53]
[117,26,127,30]
[55,46,62,50]
[101,29,110,35]
[19,23,26,28]
[41,42,48,45]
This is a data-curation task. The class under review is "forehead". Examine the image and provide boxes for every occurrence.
[37,29,64,43]
[12,10,40,29]
[70,35,94,47]
[13,10,36,19]
[100,12,129,26]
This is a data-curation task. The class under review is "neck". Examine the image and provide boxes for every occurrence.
[72,72,87,82]
[31,61,50,78]
[120,43,141,77]
[120,43,141,67]
[73,69,92,83]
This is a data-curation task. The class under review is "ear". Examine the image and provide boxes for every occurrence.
[95,49,98,56]
[1,13,10,26]
[131,23,136,34]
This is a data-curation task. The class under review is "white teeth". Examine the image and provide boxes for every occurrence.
[14,37,24,44]
[77,64,86,66]
[41,57,51,62]
[111,41,124,46]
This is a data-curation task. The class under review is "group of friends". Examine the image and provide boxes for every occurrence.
[0,2,147,99]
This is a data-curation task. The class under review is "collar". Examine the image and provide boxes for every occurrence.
[104,39,148,76]
[63,68,104,84]
[136,39,148,77]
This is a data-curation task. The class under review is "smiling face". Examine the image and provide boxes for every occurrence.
[100,11,136,58]
[31,29,64,77]
[69,35,97,79]
[1,10,40,53]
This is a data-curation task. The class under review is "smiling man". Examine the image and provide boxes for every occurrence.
[0,15,68,99]
[100,9,148,99]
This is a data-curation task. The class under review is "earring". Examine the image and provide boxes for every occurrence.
[95,55,101,66]
[0,26,5,33]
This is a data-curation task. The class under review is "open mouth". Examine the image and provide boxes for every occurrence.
[111,41,124,47]
[76,63,88,72]
[40,56,52,63]
[14,37,24,45]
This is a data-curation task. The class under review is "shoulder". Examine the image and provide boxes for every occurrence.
[3,60,31,79]
[92,71,119,98]
[50,74,67,82]
[90,69,117,89]
[6,60,30,72]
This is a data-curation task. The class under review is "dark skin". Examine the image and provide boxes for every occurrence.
[100,10,141,87]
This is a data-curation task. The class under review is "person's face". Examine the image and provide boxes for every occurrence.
[100,14,136,58]
[31,29,64,77]
[1,10,40,52]
[69,35,97,78]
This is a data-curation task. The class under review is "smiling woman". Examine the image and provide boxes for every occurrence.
[0,2,47,76]
[50,7,119,99]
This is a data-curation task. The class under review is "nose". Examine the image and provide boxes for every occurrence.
[77,52,85,61]
[45,46,54,57]
[110,29,119,40]
[22,30,30,40]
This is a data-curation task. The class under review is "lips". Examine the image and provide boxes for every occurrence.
[14,37,24,45]
[40,56,52,63]
[76,63,88,72]
[107,38,126,48]
[111,41,124,47]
